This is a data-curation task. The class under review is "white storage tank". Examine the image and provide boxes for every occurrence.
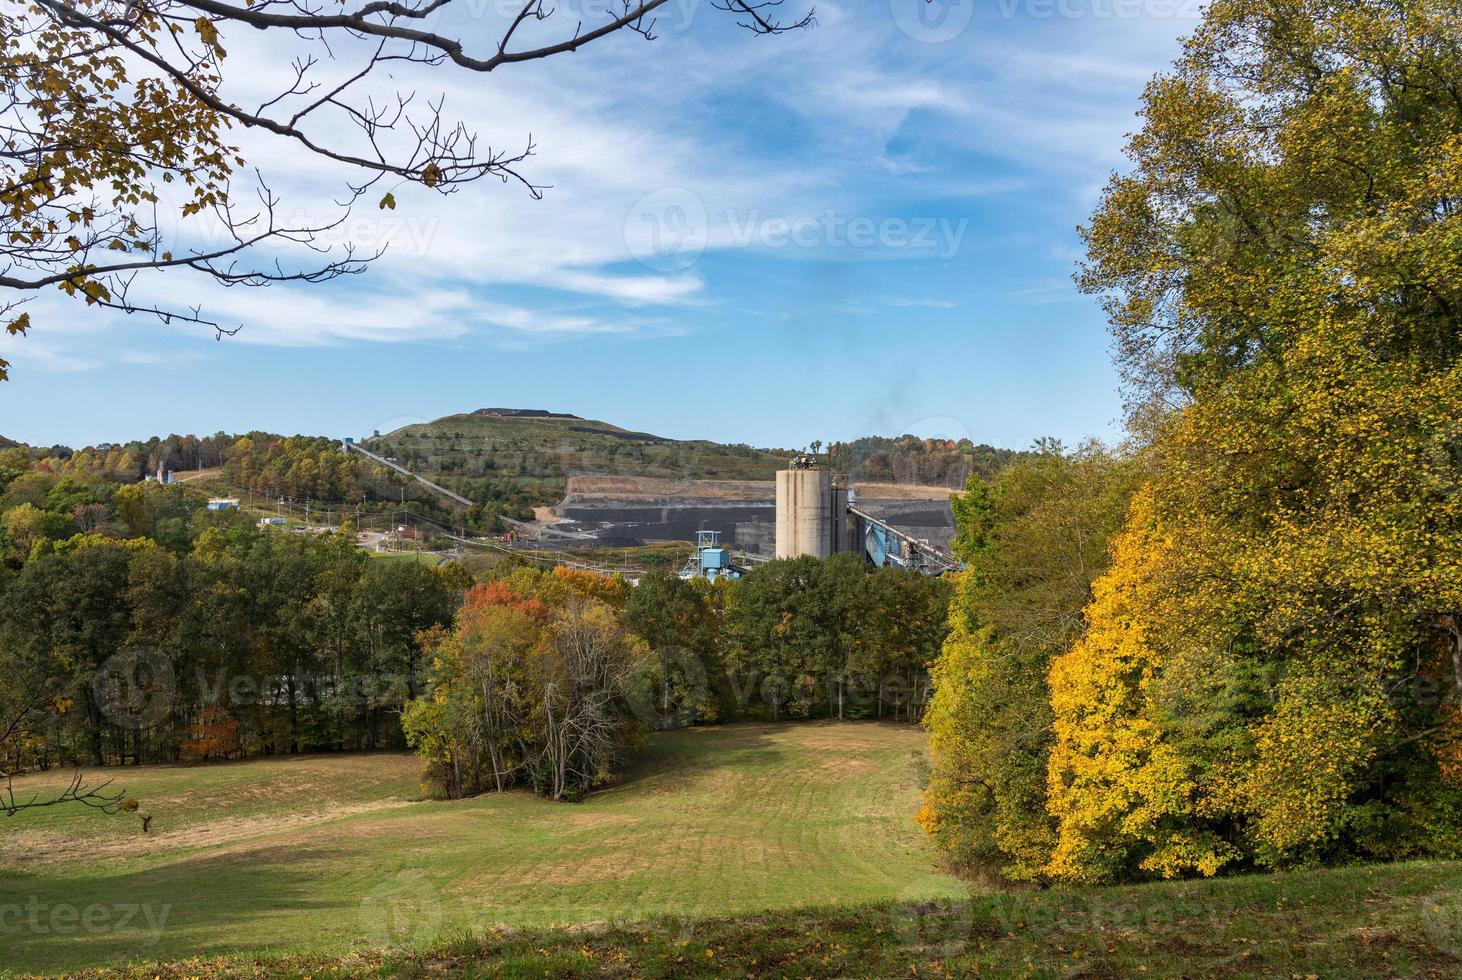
[775,466,833,559]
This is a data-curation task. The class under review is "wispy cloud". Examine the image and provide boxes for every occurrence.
[3,2,1188,371]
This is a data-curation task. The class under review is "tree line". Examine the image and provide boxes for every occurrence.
[1,528,462,778]
[1,487,953,807]
[921,0,1462,884]
[400,557,952,802]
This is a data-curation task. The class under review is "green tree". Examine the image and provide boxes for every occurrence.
[1,542,142,765]
[1045,0,1462,882]
[2,503,74,562]
[919,446,1138,881]
[621,572,728,726]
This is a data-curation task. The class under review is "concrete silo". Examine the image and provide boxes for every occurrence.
[775,465,833,559]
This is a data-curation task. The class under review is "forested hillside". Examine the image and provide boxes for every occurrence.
[364,410,786,506]
[826,435,1025,488]
[2,421,953,813]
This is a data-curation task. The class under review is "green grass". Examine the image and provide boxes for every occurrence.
[366,550,444,565]
[0,723,962,974]
[9,724,1458,978]
[34,863,1462,978]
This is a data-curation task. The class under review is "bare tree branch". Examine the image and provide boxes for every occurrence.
[0,0,813,360]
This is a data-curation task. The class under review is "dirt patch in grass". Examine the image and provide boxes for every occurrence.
[557,811,642,831]
[772,721,922,753]
[853,482,957,499]
[515,850,655,886]
[816,757,878,778]
[5,799,422,866]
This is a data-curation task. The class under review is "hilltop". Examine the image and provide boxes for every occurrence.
[470,408,583,419]
[364,410,789,500]
[367,410,1027,501]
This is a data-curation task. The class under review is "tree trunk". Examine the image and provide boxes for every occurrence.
[1446,613,1462,696]
[84,685,104,766]
[286,673,299,753]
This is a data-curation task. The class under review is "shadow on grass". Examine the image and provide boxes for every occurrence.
[0,845,365,974]
[607,722,796,794]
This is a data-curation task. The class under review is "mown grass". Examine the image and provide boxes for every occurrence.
[38,859,1462,978]
[8,724,1458,977]
[1,723,961,974]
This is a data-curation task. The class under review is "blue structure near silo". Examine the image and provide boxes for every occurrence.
[680,530,747,582]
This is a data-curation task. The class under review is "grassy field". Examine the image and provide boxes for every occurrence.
[1,723,962,975]
[365,550,444,565]
[55,859,1462,978]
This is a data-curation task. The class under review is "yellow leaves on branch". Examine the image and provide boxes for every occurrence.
[0,6,239,333]
[193,18,226,58]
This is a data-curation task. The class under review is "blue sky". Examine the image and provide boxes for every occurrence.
[0,0,1202,450]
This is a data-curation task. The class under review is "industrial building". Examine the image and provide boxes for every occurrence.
[679,530,747,582]
[774,457,858,559]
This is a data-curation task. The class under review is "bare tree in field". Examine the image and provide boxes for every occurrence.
[0,0,815,376]
[538,599,640,801]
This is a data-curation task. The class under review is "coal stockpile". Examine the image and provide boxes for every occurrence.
[557,501,778,553]
[854,498,958,554]
[554,494,956,557]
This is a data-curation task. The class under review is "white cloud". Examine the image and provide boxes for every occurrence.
[5,2,1191,365]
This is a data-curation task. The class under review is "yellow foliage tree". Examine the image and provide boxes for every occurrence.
[1050,0,1462,882]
